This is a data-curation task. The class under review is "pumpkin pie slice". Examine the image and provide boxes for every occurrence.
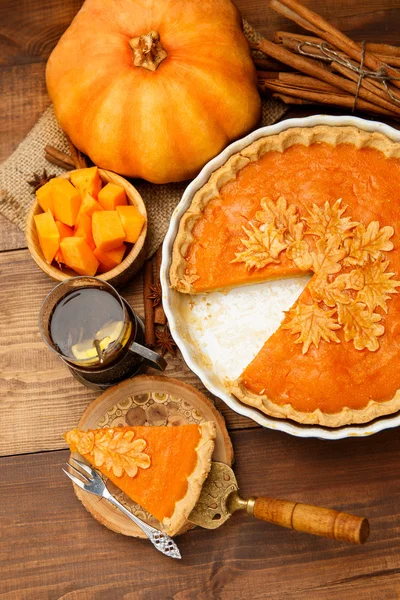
[64,422,216,535]
[170,125,400,427]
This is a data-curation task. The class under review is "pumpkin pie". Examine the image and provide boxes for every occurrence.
[64,422,216,535]
[170,125,400,427]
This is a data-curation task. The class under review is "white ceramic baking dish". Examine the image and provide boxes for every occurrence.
[161,114,400,440]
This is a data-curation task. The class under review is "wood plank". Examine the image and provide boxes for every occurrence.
[0,0,82,66]
[0,215,26,252]
[1,0,400,598]
[0,248,255,457]
[1,0,400,162]
[0,63,49,161]
[0,0,80,161]
[1,426,400,599]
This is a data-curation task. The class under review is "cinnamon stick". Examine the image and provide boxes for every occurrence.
[143,260,155,347]
[258,71,341,93]
[270,0,400,92]
[154,245,166,326]
[274,31,400,66]
[272,93,313,105]
[44,152,74,171]
[366,42,400,59]
[253,57,289,71]
[259,81,398,117]
[66,135,88,169]
[331,61,384,98]
[44,145,75,168]
[254,36,400,116]
[374,55,400,69]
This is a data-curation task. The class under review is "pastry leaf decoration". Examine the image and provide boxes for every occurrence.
[305,198,357,241]
[256,196,298,232]
[282,302,341,354]
[355,257,400,313]
[233,196,302,270]
[65,428,151,478]
[344,222,394,266]
[311,237,347,276]
[337,302,384,352]
[286,240,313,270]
[231,222,288,270]
[309,273,351,308]
[232,195,399,353]
[334,269,365,291]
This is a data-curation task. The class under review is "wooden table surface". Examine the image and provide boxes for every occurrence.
[2,1,400,598]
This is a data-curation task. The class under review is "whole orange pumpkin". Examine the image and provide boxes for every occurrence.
[46,0,261,184]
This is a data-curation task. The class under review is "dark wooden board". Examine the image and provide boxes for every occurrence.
[2,0,400,597]
[2,427,400,599]
[1,0,400,162]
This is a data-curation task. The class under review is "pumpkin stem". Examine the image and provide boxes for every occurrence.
[129,31,167,72]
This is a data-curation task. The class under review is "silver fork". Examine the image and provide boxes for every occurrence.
[63,457,181,559]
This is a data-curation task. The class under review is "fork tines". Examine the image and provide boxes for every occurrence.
[63,458,93,489]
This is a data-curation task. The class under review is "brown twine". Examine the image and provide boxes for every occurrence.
[297,40,400,110]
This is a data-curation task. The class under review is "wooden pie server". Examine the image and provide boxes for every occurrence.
[188,462,369,544]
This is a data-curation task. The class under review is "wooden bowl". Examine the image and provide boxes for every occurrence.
[26,169,147,288]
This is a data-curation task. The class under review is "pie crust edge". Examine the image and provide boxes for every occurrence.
[231,380,400,427]
[169,124,400,428]
[163,420,216,536]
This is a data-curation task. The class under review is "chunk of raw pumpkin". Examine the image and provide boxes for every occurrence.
[77,193,103,220]
[70,167,102,199]
[92,211,126,252]
[36,179,56,214]
[52,179,81,227]
[75,213,95,250]
[94,244,126,272]
[60,236,99,276]
[55,221,74,239]
[116,205,146,243]
[54,221,74,264]
[98,183,127,211]
[34,210,60,264]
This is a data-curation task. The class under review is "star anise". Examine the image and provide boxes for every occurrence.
[27,169,56,193]
[148,281,162,307]
[155,324,177,356]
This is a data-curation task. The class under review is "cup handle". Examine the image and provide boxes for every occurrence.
[129,341,167,371]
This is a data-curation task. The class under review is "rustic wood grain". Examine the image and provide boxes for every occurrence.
[1,0,400,162]
[0,0,82,160]
[2,427,400,599]
[252,497,369,545]
[0,249,255,457]
[0,63,49,161]
[0,215,26,251]
[2,0,400,598]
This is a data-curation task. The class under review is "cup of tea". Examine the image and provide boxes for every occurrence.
[39,276,166,389]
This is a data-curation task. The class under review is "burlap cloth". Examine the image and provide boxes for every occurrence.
[0,21,286,258]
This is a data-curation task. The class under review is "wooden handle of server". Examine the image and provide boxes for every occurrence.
[252,497,369,544]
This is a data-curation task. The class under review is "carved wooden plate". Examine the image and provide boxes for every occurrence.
[71,375,233,538]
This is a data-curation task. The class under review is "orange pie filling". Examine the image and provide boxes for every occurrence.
[65,424,214,527]
[176,139,400,422]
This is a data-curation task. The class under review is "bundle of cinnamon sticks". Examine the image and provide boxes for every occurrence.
[253,0,400,119]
